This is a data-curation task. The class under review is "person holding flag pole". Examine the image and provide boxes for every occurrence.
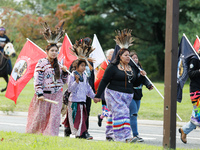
[26,22,69,136]
[178,34,200,144]
[95,29,146,142]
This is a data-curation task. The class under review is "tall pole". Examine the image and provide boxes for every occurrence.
[163,0,179,149]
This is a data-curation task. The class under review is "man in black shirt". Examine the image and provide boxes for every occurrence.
[0,27,10,52]
[0,26,12,75]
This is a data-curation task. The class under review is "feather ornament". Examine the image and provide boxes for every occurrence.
[70,37,95,70]
[114,29,134,49]
[41,22,65,44]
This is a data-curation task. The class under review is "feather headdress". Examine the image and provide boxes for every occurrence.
[41,22,65,44]
[114,29,134,49]
[70,37,95,70]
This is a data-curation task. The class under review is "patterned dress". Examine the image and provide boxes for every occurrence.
[26,58,68,136]
[67,71,95,137]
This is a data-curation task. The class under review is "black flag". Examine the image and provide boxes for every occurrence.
[177,36,197,102]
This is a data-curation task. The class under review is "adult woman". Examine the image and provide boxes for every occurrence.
[95,47,146,142]
[26,22,67,136]
[129,52,153,142]
[26,44,68,136]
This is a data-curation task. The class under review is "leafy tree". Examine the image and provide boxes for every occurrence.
[79,0,200,79]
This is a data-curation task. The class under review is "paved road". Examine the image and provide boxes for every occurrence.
[0,112,199,149]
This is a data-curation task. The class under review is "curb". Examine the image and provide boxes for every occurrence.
[0,111,187,127]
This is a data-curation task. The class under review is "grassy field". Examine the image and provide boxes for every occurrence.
[0,131,193,150]
[0,78,192,122]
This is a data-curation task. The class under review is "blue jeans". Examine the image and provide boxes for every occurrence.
[182,121,196,134]
[129,99,141,136]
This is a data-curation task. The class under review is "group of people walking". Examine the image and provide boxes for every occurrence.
[12,22,198,144]
[24,25,152,143]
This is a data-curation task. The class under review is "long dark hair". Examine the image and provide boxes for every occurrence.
[46,44,60,79]
[111,48,130,65]
[130,51,142,67]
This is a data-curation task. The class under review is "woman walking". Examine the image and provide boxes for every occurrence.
[26,22,68,136]
[95,29,146,142]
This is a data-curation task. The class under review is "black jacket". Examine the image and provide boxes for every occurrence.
[188,58,200,93]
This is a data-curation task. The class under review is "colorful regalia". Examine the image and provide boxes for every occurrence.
[67,71,95,136]
[26,58,68,136]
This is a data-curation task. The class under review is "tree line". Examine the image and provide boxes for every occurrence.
[0,0,200,80]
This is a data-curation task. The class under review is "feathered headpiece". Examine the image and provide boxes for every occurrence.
[70,37,95,70]
[41,22,65,44]
[114,29,134,49]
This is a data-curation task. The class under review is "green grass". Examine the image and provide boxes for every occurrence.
[0,78,192,122]
[0,131,192,150]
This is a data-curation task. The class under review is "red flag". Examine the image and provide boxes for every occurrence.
[5,40,47,104]
[193,37,200,52]
[58,34,77,68]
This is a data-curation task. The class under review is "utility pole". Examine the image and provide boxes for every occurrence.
[163,0,179,149]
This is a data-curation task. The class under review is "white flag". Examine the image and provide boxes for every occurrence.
[90,34,107,69]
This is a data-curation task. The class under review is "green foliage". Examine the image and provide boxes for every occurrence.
[1,0,200,79]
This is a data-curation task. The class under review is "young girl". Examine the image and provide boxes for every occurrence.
[67,59,99,139]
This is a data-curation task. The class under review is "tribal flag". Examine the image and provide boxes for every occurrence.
[58,33,77,68]
[177,35,197,102]
[193,37,200,52]
[111,45,121,62]
[90,34,106,69]
[5,40,47,104]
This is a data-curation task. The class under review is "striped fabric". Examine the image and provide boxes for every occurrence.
[190,92,200,126]
[113,117,130,131]
[105,88,133,141]
[106,112,114,139]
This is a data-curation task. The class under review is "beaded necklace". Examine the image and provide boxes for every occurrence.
[119,63,134,83]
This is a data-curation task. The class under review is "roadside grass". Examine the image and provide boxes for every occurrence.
[0,78,192,122]
[0,131,192,150]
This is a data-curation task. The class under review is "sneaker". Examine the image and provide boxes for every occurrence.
[98,114,103,127]
[85,132,93,140]
[64,127,71,137]
[135,136,144,142]
[106,137,114,141]
[125,137,137,143]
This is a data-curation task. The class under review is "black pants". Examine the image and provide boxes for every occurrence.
[85,96,91,130]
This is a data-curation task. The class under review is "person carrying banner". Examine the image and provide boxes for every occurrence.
[95,49,114,127]
[179,49,200,144]
[95,29,146,143]
[26,22,69,136]
[129,51,153,142]
[66,37,101,139]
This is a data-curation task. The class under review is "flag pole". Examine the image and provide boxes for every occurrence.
[27,38,72,75]
[26,38,46,55]
[183,34,200,60]
[196,35,200,44]
[65,33,73,46]
[130,57,182,121]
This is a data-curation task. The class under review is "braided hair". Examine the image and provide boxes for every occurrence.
[46,44,60,79]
